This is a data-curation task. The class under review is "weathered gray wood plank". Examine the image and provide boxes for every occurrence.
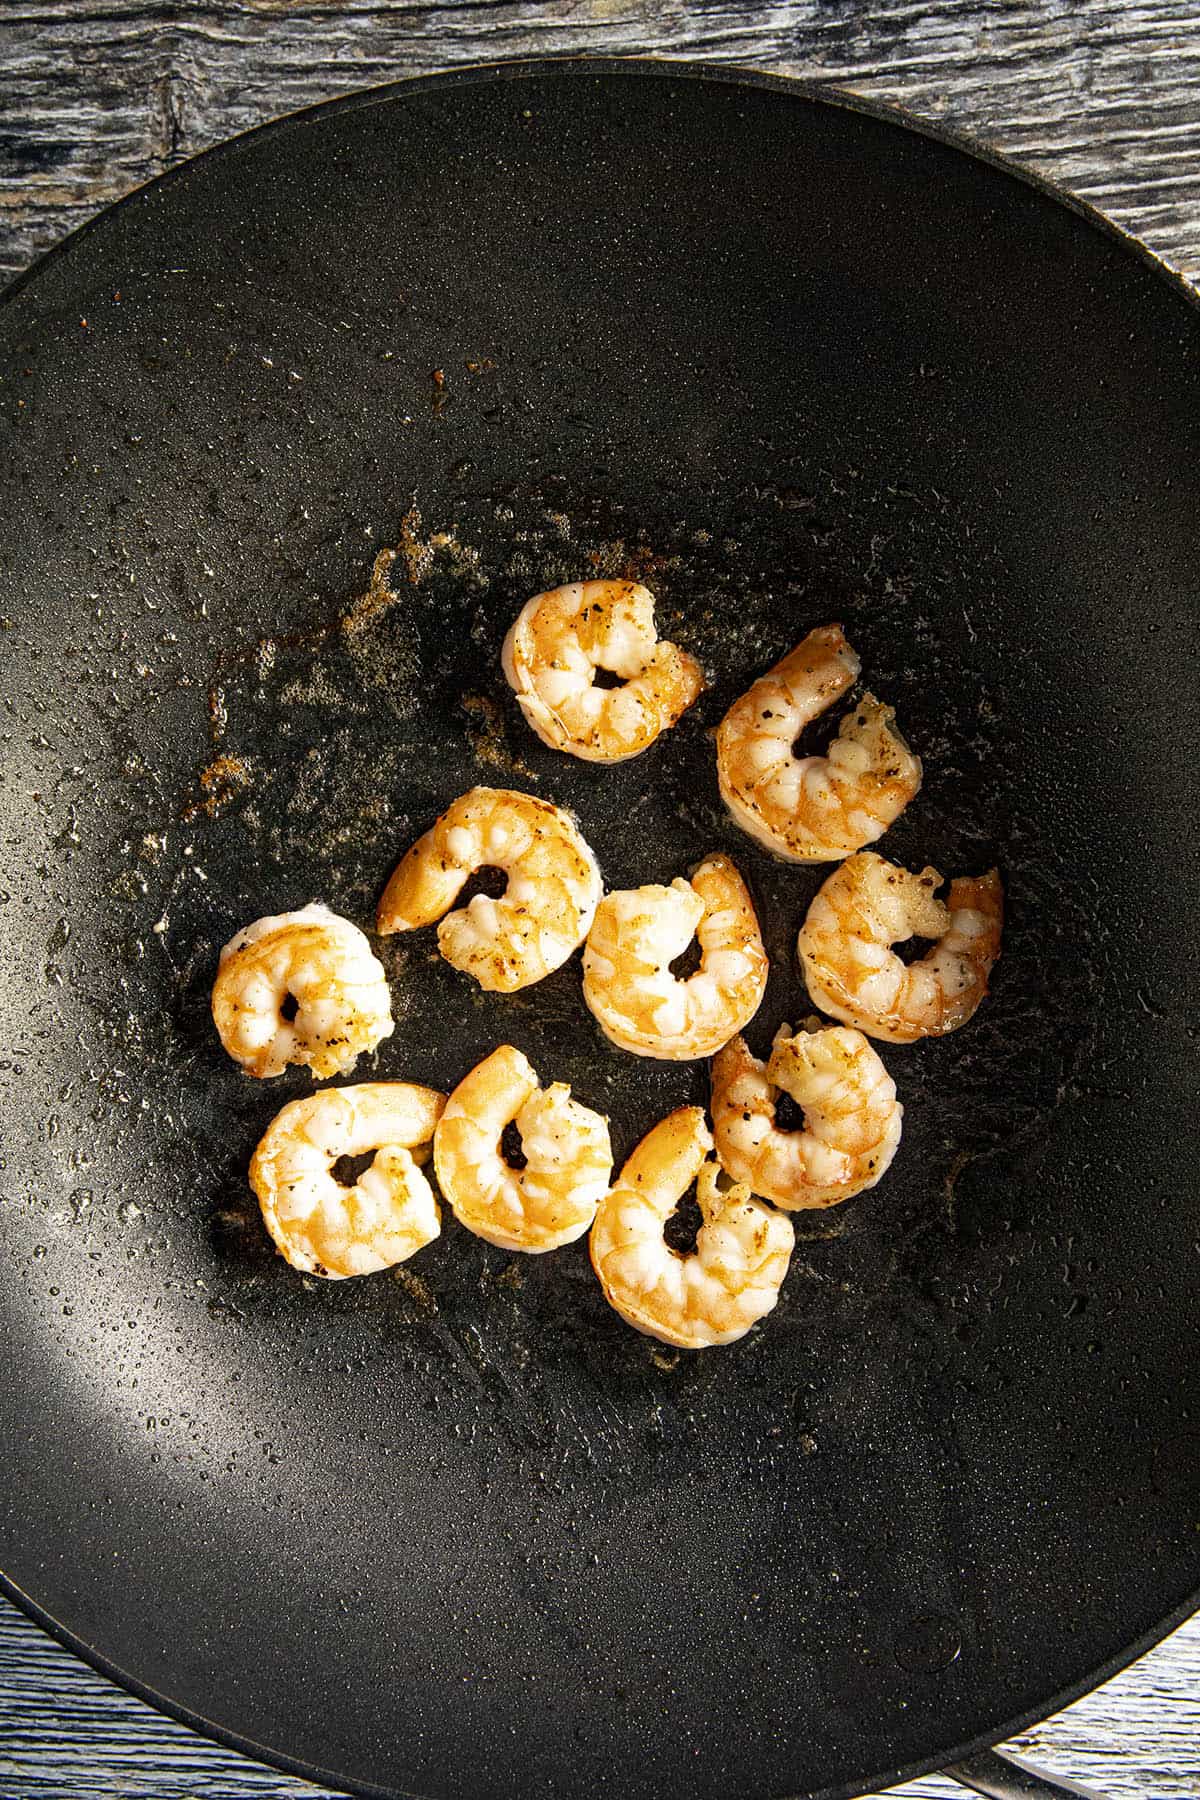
[2,3,1198,1795]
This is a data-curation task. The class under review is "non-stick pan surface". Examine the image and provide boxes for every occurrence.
[0,60,1197,1800]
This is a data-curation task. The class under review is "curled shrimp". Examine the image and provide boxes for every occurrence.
[716,623,921,862]
[433,1045,612,1252]
[798,851,1003,1043]
[249,1082,445,1278]
[212,903,393,1080]
[589,1107,794,1349]
[377,787,602,993]
[582,853,767,1060]
[502,579,704,762]
[711,1022,901,1210]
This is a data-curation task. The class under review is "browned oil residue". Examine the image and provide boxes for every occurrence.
[341,545,402,636]
[393,1264,438,1317]
[341,509,439,636]
[185,752,253,819]
[207,683,229,742]
[585,538,684,585]
[496,1259,525,1293]
[461,692,539,779]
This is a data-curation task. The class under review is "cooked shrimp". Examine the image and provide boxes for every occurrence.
[798,852,1003,1043]
[377,787,602,993]
[589,1107,794,1349]
[249,1082,445,1278]
[582,853,767,1060]
[212,903,393,1080]
[711,1022,901,1209]
[716,623,921,861]
[433,1045,612,1252]
[502,579,704,762]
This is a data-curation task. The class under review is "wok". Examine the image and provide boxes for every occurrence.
[0,59,1197,1800]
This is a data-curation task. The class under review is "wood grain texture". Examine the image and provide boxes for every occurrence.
[1,3,1198,1796]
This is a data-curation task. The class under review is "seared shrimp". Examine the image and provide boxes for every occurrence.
[716,624,921,861]
[212,903,393,1080]
[711,1022,901,1209]
[582,853,767,1060]
[434,1045,612,1252]
[798,852,1003,1043]
[502,579,704,762]
[589,1107,794,1349]
[377,787,602,993]
[249,1082,445,1278]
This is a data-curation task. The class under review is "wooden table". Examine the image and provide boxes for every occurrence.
[1,5,1198,1796]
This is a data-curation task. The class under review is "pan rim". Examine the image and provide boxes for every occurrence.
[5,50,1199,322]
[1,52,1197,1800]
[7,1555,1200,1792]
[5,1560,1199,1800]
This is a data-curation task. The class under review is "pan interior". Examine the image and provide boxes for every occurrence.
[1,64,1198,1800]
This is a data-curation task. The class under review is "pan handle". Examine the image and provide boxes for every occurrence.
[945,1747,1108,1799]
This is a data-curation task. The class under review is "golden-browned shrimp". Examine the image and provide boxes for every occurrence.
[582,853,767,1060]
[502,579,704,762]
[433,1045,612,1252]
[212,903,393,1080]
[249,1082,445,1278]
[589,1107,794,1349]
[711,1022,901,1209]
[716,624,921,861]
[798,852,1003,1043]
[377,787,602,993]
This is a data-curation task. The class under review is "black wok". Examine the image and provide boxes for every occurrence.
[0,60,1196,1800]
